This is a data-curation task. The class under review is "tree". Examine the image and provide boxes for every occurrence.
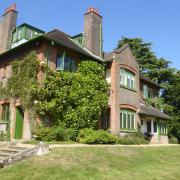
[116,37,180,142]
[116,37,175,86]
[30,61,108,129]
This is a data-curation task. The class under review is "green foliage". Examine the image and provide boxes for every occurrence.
[35,127,55,141]
[30,61,108,129]
[0,51,39,107]
[169,134,179,144]
[35,126,78,142]
[117,132,149,145]
[116,37,175,85]
[77,129,117,144]
[0,131,10,141]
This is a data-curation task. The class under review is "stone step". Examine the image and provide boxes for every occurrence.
[8,146,28,151]
[0,149,20,154]
[0,152,12,157]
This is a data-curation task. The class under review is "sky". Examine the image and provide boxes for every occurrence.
[0,0,180,69]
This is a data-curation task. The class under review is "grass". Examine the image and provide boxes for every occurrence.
[0,146,180,180]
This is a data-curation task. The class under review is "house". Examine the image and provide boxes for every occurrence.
[0,4,172,143]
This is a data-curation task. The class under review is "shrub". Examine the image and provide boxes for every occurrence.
[0,131,10,141]
[78,129,117,144]
[117,132,148,145]
[35,126,78,142]
[53,126,66,141]
[169,134,178,144]
[35,127,55,141]
[65,128,79,141]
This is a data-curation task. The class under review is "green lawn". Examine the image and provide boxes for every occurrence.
[0,146,180,180]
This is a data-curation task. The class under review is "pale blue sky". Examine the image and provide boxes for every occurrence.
[1,0,180,69]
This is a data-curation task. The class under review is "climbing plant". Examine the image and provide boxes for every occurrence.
[0,51,39,107]
[30,61,108,129]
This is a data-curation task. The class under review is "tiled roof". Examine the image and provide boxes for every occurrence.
[0,29,103,61]
[140,74,161,88]
[44,29,103,61]
[139,104,172,120]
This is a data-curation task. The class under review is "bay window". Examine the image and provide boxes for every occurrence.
[120,109,136,131]
[120,68,135,90]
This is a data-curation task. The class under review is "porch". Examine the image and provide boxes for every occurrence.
[141,118,168,144]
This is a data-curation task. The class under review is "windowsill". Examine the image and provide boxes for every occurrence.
[120,129,137,133]
[120,85,136,92]
[0,121,8,124]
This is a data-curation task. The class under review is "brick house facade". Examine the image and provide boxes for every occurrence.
[0,5,172,143]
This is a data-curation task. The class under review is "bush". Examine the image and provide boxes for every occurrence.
[35,126,78,142]
[169,134,179,144]
[0,130,10,141]
[117,132,148,145]
[65,128,79,141]
[78,129,117,144]
[53,126,66,141]
[35,127,55,141]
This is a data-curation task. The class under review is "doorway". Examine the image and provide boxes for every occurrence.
[14,107,24,139]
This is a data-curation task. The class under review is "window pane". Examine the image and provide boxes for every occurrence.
[153,121,157,133]
[123,113,126,129]
[143,85,148,98]
[131,79,134,89]
[1,104,9,122]
[127,114,131,129]
[56,54,64,70]
[127,78,131,88]
[131,114,134,129]
[120,113,122,128]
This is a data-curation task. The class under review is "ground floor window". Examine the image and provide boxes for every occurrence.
[120,109,136,131]
[159,122,167,135]
[1,104,10,122]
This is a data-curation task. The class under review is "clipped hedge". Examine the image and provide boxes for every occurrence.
[78,129,117,144]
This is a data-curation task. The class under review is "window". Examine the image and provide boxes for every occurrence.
[56,53,64,70]
[120,69,135,90]
[120,109,136,131]
[143,84,153,99]
[26,29,33,39]
[106,68,111,84]
[56,52,76,72]
[159,122,167,135]
[1,104,10,122]
[153,121,157,133]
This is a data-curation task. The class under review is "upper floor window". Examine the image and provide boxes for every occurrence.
[120,68,135,90]
[56,52,76,72]
[143,84,153,99]
[120,109,136,131]
[106,68,111,84]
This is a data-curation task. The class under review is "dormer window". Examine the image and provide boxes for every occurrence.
[120,68,135,90]
[11,23,44,48]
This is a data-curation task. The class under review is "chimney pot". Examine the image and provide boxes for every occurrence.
[5,4,16,13]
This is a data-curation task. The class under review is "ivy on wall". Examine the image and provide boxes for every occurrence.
[0,51,39,107]
[30,61,108,129]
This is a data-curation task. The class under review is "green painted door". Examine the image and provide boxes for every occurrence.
[14,107,24,139]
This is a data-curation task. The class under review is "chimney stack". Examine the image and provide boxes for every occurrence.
[83,7,103,57]
[0,4,17,53]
